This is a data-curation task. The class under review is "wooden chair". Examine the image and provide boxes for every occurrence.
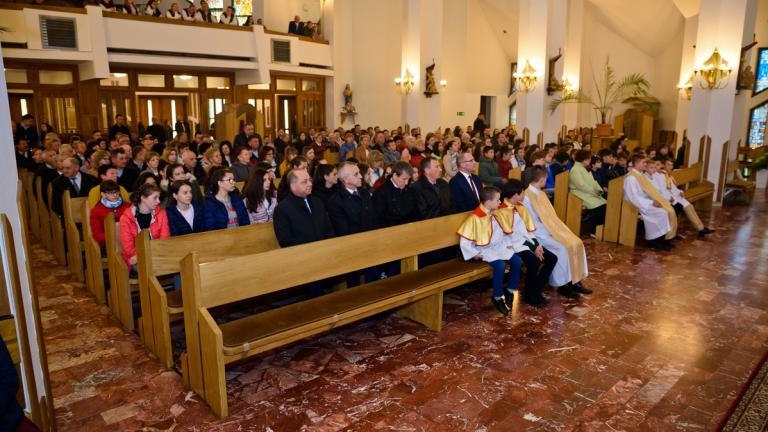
[81,204,107,305]
[63,191,87,282]
[180,213,492,418]
[104,213,139,331]
[671,162,714,211]
[723,159,756,202]
[135,223,279,369]
[46,184,67,265]
[35,178,52,251]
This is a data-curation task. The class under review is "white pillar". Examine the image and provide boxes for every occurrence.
[674,15,699,149]
[544,0,568,142]
[516,0,549,142]
[686,0,756,201]
[561,0,584,128]
[401,0,422,128]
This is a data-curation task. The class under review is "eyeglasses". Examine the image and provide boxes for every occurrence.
[460,159,475,164]
[220,177,235,183]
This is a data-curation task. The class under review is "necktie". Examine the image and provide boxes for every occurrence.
[304,198,312,214]
[70,177,80,194]
[467,175,479,202]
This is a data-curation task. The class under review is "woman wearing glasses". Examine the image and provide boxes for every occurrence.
[203,167,250,231]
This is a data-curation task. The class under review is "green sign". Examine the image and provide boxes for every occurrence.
[457,112,464,116]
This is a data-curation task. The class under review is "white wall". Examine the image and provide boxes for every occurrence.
[653,27,683,131]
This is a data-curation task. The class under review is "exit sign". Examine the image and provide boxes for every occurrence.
[457,112,464,116]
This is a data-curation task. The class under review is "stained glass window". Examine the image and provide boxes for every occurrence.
[747,101,767,147]
[755,48,768,95]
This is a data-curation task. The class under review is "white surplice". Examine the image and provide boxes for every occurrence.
[459,213,532,263]
[649,172,690,207]
[623,170,671,240]
[523,186,588,287]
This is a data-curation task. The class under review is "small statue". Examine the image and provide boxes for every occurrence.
[740,65,755,90]
[424,60,438,97]
[343,84,353,105]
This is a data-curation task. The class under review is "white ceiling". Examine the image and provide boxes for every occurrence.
[476,0,519,60]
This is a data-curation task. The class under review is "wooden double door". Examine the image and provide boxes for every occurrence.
[137,96,188,137]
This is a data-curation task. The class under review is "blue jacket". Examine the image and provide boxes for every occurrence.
[0,338,22,431]
[449,172,484,213]
[203,193,250,231]
[166,202,205,236]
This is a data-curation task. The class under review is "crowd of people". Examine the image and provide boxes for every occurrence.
[93,0,262,26]
[287,15,322,39]
[13,112,714,315]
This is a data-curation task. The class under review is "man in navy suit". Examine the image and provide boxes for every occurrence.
[449,151,484,212]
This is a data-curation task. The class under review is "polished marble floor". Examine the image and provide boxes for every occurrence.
[36,192,768,431]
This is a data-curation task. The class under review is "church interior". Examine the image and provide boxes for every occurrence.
[1,0,768,430]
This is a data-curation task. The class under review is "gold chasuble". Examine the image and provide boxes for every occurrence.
[524,188,588,283]
[456,205,513,246]
[629,171,678,239]
[495,202,537,232]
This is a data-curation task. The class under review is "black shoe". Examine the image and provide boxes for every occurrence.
[491,297,510,316]
[672,235,685,241]
[524,296,548,308]
[557,284,580,300]
[573,282,592,295]
[503,289,514,307]
[649,240,672,251]
[699,228,715,236]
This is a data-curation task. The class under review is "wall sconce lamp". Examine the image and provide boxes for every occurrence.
[677,73,694,100]
[693,48,732,90]
[439,79,448,88]
[513,60,538,92]
[395,70,415,95]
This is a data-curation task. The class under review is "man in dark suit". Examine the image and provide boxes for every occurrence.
[449,151,484,212]
[288,15,303,34]
[14,139,33,170]
[146,117,167,146]
[233,122,262,151]
[411,157,454,219]
[111,148,138,192]
[35,150,60,206]
[108,113,131,141]
[51,156,99,216]
[328,162,378,286]
[373,161,416,228]
[15,114,39,148]
[174,116,191,139]
[273,169,334,248]
[473,113,487,137]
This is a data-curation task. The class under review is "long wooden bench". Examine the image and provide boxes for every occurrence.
[595,176,637,246]
[508,166,522,181]
[671,162,714,211]
[135,223,279,369]
[553,171,584,236]
[104,212,138,331]
[62,191,87,282]
[180,213,492,418]
[34,178,52,251]
[21,170,39,241]
[723,159,756,203]
[81,204,107,305]
[46,184,67,265]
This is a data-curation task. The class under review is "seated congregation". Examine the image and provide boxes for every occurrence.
[16,116,713,416]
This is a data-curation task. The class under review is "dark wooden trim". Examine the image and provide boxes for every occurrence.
[106,47,252,62]
[102,11,252,32]
[0,42,28,49]
[0,2,87,13]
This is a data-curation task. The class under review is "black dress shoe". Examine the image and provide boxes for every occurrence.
[557,284,580,300]
[573,282,593,295]
[649,240,672,251]
[699,227,715,236]
[524,296,547,308]
[503,289,514,306]
[491,297,510,316]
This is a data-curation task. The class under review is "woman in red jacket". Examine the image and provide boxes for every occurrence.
[119,183,170,269]
[90,180,131,250]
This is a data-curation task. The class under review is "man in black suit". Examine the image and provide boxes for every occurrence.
[328,162,378,286]
[111,148,138,192]
[373,161,416,228]
[288,15,303,34]
[14,139,32,170]
[273,168,334,248]
[146,117,167,146]
[51,156,99,216]
[15,114,39,148]
[174,116,191,139]
[449,151,484,212]
[35,150,60,205]
[473,113,487,137]
[108,113,131,141]
[411,157,454,219]
[233,122,262,151]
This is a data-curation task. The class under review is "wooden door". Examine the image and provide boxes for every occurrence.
[276,95,297,137]
[8,94,34,128]
[99,92,134,135]
[297,93,324,133]
[137,96,187,138]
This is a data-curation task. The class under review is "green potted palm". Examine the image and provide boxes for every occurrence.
[549,57,651,136]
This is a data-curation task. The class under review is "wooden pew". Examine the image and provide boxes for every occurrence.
[104,213,138,331]
[135,223,279,369]
[671,162,714,211]
[63,191,87,282]
[81,204,107,305]
[595,176,639,247]
[723,159,756,202]
[508,167,522,181]
[180,213,491,418]
[21,170,39,241]
[553,171,583,236]
[35,177,52,251]
[46,184,67,265]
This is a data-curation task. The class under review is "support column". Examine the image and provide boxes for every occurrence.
[674,15,699,151]
[686,0,757,201]
[543,0,569,143]
[516,0,550,144]
[561,0,584,129]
